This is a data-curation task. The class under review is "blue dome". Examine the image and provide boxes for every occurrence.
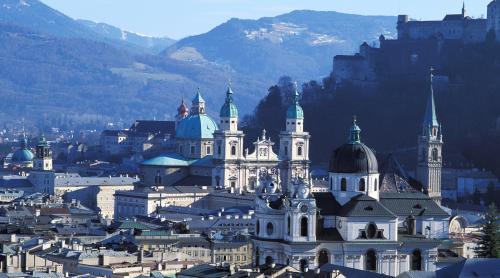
[176,114,219,139]
[286,104,304,119]
[12,149,34,163]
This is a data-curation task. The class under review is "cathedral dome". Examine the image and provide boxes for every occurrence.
[329,143,378,174]
[176,114,218,139]
[12,134,34,163]
[220,87,238,118]
[329,118,378,174]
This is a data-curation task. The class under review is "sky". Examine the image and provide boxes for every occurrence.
[40,0,491,39]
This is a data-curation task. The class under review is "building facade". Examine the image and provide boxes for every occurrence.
[252,119,450,276]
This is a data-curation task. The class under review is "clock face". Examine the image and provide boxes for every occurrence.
[300,205,308,213]
[338,220,342,229]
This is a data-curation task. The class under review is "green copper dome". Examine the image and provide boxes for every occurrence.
[12,134,34,163]
[286,86,304,119]
[220,86,238,118]
[176,114,219,139]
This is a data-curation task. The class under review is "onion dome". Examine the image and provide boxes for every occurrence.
[12,133,34,163]
[177,98,189,116]
[329,118,378,174]
[220,85,238,118]
[286,84,304,119]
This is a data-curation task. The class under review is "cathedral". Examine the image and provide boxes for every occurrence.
[141,84,310,193]
[252,72,449,276]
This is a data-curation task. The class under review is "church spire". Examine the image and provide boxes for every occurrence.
[423,67,439,134]
[462,1,466,17]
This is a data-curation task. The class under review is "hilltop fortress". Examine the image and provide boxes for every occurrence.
[333,1,500,86]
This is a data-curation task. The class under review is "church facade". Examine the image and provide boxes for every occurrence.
[252,117,449,276]
[141,85,310,194]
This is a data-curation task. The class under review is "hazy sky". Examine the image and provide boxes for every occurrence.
[40,0,491,39]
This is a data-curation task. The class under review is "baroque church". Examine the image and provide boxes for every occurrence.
[140,85,310,194]
[252,72,449,276]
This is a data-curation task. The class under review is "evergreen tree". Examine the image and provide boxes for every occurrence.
[475,204,500,258]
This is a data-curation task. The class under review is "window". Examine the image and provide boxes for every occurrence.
[411,250,422,271]
[300,259,308,272]
[359,178,366,192]
[231,145,236,156]
[318,249,329,267]
[374,179,378,191]
[341,178,347,191]
[206,146,211,154]
[179,145,183,153]
[300,217,308,237]
[190,146,195,155]
[366,223,377,239]
[265,256,273,266]
[284,146,288,156]
[287,215,291,236]
[365,250,377,271]
[256,220,260,235]
[266,222,274,236]
[217,145,221,155]
[297,146,303,156]
[432,148,438,161]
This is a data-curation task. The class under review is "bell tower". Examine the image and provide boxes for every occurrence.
[33,134,52,171]
[279,83,310,193]
[29,134,55,195]
[416,68,443,204]
[212,84,245,192]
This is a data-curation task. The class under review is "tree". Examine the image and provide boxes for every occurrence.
[484,182,497,207]
[475,204,500,258]
[472,187,482,205]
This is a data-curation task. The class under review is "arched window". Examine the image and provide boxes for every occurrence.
[256,220,260,235]
[287,215,291,236]
[301,217,308,237]
[284,146,288,156]
[231,145,236,156]
[217,145,221,155]
[359,178,366,192]
[266,222,274,236]
[300,259,308,272]
[411,250,422,271]
[432,148,438,161]
[297,146,303,156]
[206,146,211,154]
[365,250,377,271]
[366,223,377,239]
[341,178,347,191]
[318,249,329,267]
[265,256,274,266]
[374,179,378,191]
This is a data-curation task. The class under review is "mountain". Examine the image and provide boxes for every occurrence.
[0,23,264,130]
[0,0,398,129]
[78,19,176,53]
[0,0,175,53]
[164,10,396,82]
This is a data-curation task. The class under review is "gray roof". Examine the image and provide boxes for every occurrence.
[321,263,392,278]
[313,192,341,215]
[337,194,397,218]
[54,173,138,187]
[380,192,450,217]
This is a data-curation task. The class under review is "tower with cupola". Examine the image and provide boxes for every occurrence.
[175,98,189,127]
[279,84,311,193]
[28,135,55,194]
[416,69,443,204]
[212,85,245,192]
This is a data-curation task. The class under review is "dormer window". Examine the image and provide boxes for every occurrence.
[359,178,366,192]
